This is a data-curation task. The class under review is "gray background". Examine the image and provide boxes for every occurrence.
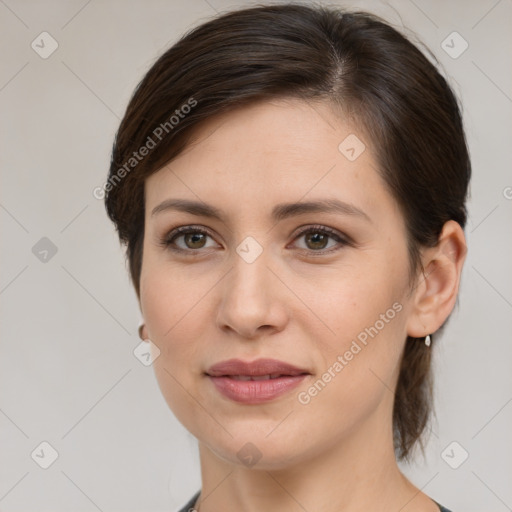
[0,0,511,511]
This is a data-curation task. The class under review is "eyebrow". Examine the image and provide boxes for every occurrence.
[151,197,372,224]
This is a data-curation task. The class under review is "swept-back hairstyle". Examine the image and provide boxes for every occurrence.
[104,3,471,461]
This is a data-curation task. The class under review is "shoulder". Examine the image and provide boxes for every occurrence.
[176,490,201,512]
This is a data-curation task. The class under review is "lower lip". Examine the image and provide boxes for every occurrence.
[208,375,308,404]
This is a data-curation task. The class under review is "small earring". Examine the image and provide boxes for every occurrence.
[424,334,431,347]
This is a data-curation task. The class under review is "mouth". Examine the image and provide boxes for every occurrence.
[205,358,311,404]
[224,373,306,381]
[206,357,310,377]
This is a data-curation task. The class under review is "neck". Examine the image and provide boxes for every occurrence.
[193,406,431,512]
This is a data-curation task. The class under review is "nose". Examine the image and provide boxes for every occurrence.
[216,248,289,339]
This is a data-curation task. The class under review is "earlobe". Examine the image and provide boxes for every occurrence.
[138,320,150,342]
[406,220,467,339]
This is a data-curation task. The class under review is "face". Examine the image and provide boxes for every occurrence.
[140,98,416,469]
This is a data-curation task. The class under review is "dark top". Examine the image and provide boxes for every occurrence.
[177,490,453,511]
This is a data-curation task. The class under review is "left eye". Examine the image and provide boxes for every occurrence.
[290,225,348,253]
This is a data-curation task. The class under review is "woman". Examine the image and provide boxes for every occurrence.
[104,4,469,511]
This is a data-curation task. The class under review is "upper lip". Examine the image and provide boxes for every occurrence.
[206,358,310,377]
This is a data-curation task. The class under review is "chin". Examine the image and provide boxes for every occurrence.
[199,427,315,471]
[217,443,304,471]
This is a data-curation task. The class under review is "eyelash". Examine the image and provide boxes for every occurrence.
[159,224,352,256]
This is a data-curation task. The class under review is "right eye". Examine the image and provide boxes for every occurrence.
[160,225,220,254]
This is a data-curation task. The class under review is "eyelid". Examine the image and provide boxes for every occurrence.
[290,224,353,244]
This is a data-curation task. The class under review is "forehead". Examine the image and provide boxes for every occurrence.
[145,98,399,228]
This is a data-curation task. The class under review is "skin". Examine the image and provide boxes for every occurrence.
[139,98,467,512]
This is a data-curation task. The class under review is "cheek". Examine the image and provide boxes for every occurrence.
[140,265,211,428]
[296,282,406,444]
[304,261,403,342]
[305,262,407,397]
[141,266,205,354]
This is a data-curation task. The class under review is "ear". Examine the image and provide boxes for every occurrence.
[406,220,467,338]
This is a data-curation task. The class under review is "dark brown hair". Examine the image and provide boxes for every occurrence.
[104,3,471,461]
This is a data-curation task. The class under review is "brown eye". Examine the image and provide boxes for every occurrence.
[182,232,207,249]
[304,231,329,250]
[292,225,350,254]
[162,226,218,253]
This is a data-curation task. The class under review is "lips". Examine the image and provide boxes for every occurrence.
[206,358,310,404]
[206,358,310,378]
